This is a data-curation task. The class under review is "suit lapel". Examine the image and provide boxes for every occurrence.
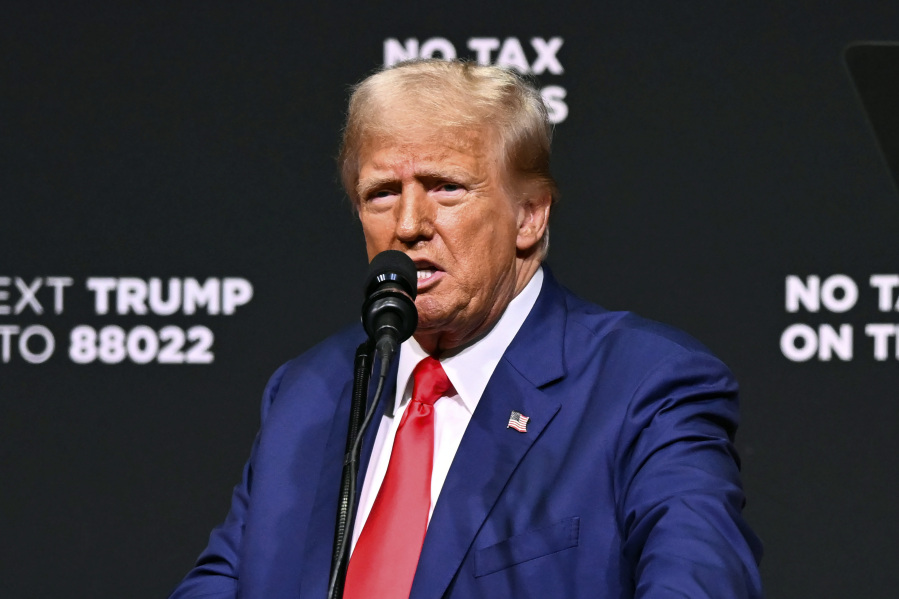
[409,268,569,599]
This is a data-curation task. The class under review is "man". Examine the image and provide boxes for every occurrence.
[170,59,763,598]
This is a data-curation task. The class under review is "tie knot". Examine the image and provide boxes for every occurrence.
[411,357,453,406]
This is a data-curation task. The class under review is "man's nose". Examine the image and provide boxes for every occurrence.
[394,185,434,244]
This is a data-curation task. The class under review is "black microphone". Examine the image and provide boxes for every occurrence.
[361,250,418,367]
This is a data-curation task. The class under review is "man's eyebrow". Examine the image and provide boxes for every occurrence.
[356,168,472,197]
[356,175,397,198]
[415,167,469,181]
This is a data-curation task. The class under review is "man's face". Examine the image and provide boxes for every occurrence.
[356,125,545,354]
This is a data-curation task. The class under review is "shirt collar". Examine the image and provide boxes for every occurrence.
[394,267,544,415]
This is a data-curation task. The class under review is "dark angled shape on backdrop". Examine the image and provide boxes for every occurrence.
[846,42,899,197]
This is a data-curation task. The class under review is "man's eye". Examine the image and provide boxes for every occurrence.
[367,190,395,201]
[437,183,463,193]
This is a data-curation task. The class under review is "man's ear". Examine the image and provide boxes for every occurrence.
[516,190,552,252]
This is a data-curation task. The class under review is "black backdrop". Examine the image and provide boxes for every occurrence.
[2,3,898,597]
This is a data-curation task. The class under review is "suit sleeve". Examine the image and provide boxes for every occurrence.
[616,349,763,599]
[167,362,290,599]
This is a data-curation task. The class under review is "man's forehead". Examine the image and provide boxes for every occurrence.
[358,131,495,174]
[362,143,466,167]
[365,121,488,152]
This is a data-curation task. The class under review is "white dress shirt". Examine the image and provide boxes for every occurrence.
[350,267,544,552]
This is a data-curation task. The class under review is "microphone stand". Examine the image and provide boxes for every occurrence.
[328,249,417,598]
[327,339,374,599]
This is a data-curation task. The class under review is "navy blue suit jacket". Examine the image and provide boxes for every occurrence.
[171,270,763,598]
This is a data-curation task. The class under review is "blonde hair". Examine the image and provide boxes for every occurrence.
[339,59,558,209]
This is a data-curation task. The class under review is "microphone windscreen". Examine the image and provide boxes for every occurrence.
[364,250,417,299]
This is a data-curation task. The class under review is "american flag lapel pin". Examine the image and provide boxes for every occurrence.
[507,410,529,433]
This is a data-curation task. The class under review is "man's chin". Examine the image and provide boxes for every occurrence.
[413,304,456,332]
[411,317,459,352]
[413,320,447,338]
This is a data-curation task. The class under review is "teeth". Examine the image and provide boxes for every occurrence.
[417,269,435,280]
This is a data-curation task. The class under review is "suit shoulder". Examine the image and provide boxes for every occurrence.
[260,323,366,411]
[561,289,726,368]
[554,287,739,426]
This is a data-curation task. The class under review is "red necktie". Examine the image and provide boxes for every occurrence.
[344,357,454,599]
